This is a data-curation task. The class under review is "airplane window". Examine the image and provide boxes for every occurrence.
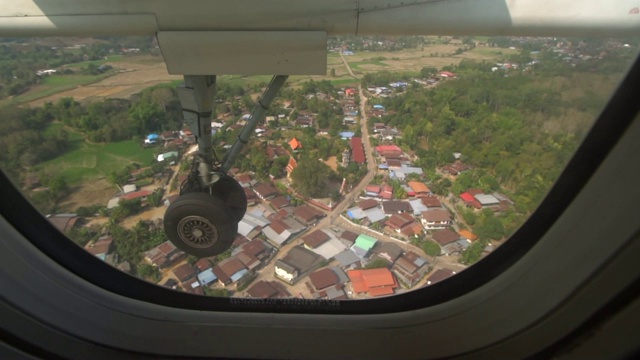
[0,35,637,304]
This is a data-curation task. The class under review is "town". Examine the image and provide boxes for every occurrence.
[7,34,631,300]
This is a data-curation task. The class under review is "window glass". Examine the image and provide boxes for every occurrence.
[1,35,636,299]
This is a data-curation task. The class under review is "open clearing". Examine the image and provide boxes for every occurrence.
[36,132,158,186]
[24,55,182,107]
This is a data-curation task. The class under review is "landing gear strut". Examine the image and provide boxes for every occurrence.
[164,75,288,257]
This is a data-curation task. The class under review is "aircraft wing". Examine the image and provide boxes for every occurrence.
[0,1,638,75]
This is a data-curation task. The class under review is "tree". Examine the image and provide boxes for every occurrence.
[364,259,390,269]
[422,240,441,257]
[460,239,488,265]
[291,157,332,198]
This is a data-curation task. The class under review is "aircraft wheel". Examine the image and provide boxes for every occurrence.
[164,192,237,257]
[209,175,247,222]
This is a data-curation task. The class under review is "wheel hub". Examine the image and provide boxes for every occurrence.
[177,215,218,248]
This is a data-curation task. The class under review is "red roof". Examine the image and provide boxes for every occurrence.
[375,145,402,153]
[348,268,398,297]
[351,137,365,164]
[289,138,302,150]
[121,190,152,200]
[460,192,475,202]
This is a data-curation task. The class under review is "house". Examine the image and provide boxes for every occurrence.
[285,157,298,180]
[365,184,381,197]
[244,187,258,205]
[239,239,272,262]
[348,268,398,297]
[474,194,501,207]
[261,217,305,247]
[302,229,331,249]
[460,192,482,209]
[432,229,462,246]
[407,181,430,196]
[173,263,197,285]
[309,268,339,291]
[274,246,324,284]
[236,173,255,188]
[358,199,379,210]
[334,249,361,269]
[266,144,289,160]
[421,209,453,230]
[459,229,478,242]
[421,195,443,209]
[197,268,217,286]
[386,212,415,232]
[270,196,290,210]
[288,137,303,151]
[194,258,212,273]
[46,214,80,234]
[238,213,269,239]
[253,183,279,201]
[399,222,424,238]
[351,234,378,258]
[339,230,359,246]
[144,241,186,269]
[426,268,457,285]
[351,137,365,164]
[409,198,429,216]
[84,235,114,261]
[247,280,291,298]
[442,161,470,176]
[375,145,402,157]
[373,242,403,263]
[438,71,457,78]
[120,190,153,202]
[292,205,324,226]
[345,88,357,97]
[380,185,393,200]
[392,251,430,288]
[309,237,348,260]
[382,200,413,214]
[212,257,248,285]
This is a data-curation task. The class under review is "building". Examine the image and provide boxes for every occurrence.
[407,181,430,196]
[292,205,324,226]
[246,280,291,298]
[348,268,398,297]
[351,234,378,258]
[425,268,457,285]
[386,212,415,232]
[432,229,462,246]
[421,209,453,230]
[373,242,403,263]
[274,246,324,284]
[458,229,478,242]
[212,257,248,285]
[392,251,429,287]
[302,229,331,249]
[309,268,340,291]
[253,183,279,201]
[289,137,303,151]
[173,263,197,285]
[46,214,80,234]
[351,137,365,164]
[144,241,186,269]
[84,235,114,261]
[382,200,413,214]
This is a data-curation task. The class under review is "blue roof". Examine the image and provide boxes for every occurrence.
[373,104,385,109]
[147,134,159,140]
[197,269,217,285]
[230,269,249,282]
[340,132,355,139]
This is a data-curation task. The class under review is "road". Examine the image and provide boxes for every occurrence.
[241,74,466,296]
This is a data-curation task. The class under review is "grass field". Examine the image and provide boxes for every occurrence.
[36,129,157,185]
[0,72,113,107]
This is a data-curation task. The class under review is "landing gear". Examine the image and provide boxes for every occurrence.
[163,74,288,257]
[164,193,238,258]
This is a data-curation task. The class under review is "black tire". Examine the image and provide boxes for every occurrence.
[164,192,238,258]
[209,175,247,223]
[181,175,247,223]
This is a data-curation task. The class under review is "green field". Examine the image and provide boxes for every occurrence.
[62,55,124,69]
[36,132,158,185]
[0,72,113,107]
